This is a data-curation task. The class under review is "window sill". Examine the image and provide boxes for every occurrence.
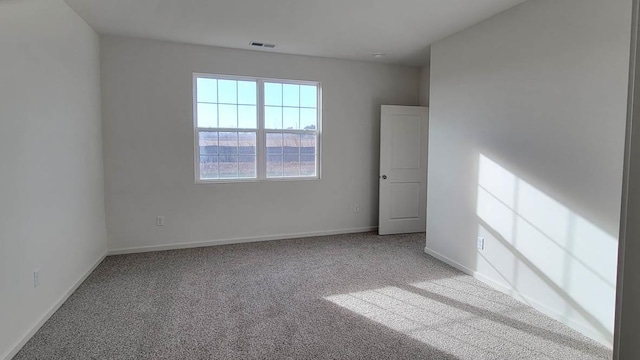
[195,176,321,184]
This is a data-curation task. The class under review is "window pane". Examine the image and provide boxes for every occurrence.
[197,78,217,103]
[283,133,300,154]
[283,84,299,107]
[218,79,237,104]
[199,132,218,155]
[267,155,283,177]
[265,106,283,129]
[238,81,256,105]
[199,155,218,179]
[239,155,256,178]
[238,105,257,129]
[301,155,316,176]
[219,104,237,128]
[300,108,317,130]
[219,155,238,178]
[219,132,238,154]
[238,132,256,155]
[300,85,317,108]
[283,154,300,177]
[301,134,316,155]
[197,103,218,128]
[283,107,299,130]
[265,82,282,106]
[267,133,283,154]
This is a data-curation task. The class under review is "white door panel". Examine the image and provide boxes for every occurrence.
[379,105,428,235]
[392,118,421,169]
[390,183,420,219]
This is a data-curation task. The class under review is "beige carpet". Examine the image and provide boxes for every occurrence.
[15,232,611,359]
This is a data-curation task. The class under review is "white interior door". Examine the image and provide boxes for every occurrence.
[379,105,428,235]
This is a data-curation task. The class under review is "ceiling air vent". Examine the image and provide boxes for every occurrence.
[250,41,276,49]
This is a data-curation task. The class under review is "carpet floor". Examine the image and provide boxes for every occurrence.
[15,232,611,359]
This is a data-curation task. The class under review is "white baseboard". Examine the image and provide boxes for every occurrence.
[423,246,613,348]
[108,226,378,255]
[2,252,106,360]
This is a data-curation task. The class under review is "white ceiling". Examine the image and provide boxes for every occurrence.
[64,0,527,66]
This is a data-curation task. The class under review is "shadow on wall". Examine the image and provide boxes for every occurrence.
[475,154,617,343]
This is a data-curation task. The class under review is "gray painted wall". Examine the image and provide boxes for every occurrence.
[419,65,430,107]
[100,36,419,252]
[0,0,107,358]
[426,0,631,345]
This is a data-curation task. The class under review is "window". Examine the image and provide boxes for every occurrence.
[193,74,321,182]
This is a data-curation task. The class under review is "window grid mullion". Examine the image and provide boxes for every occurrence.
[216,80,220,128]
[194,79,200,181]
[199,127,257,132]
[298,86,301,131]
[197,101,257,106]
[257,79,266,180]
[297,133,301,177]
[235,132,239,178]
[216,132,220,179]
[264,129,317,135]
[236,81,240,129]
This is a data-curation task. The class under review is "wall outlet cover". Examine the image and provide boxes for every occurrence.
[34,269,40,288]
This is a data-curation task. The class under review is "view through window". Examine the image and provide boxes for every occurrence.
[194,74,321,182]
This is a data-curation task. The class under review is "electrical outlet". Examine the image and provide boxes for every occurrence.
[354,204,360,213]
[477,237,485,250]
[34,269,40,288]
[156,216,165,226]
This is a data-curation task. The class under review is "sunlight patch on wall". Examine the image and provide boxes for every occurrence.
[476,154,617,341]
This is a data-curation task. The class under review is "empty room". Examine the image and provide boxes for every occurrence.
[2,0,640,359]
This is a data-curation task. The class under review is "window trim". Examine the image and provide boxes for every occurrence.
[193,72,322,184]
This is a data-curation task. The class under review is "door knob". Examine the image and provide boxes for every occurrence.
[381,175,387,179]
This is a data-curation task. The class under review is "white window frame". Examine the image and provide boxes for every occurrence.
[193,73,322,183]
